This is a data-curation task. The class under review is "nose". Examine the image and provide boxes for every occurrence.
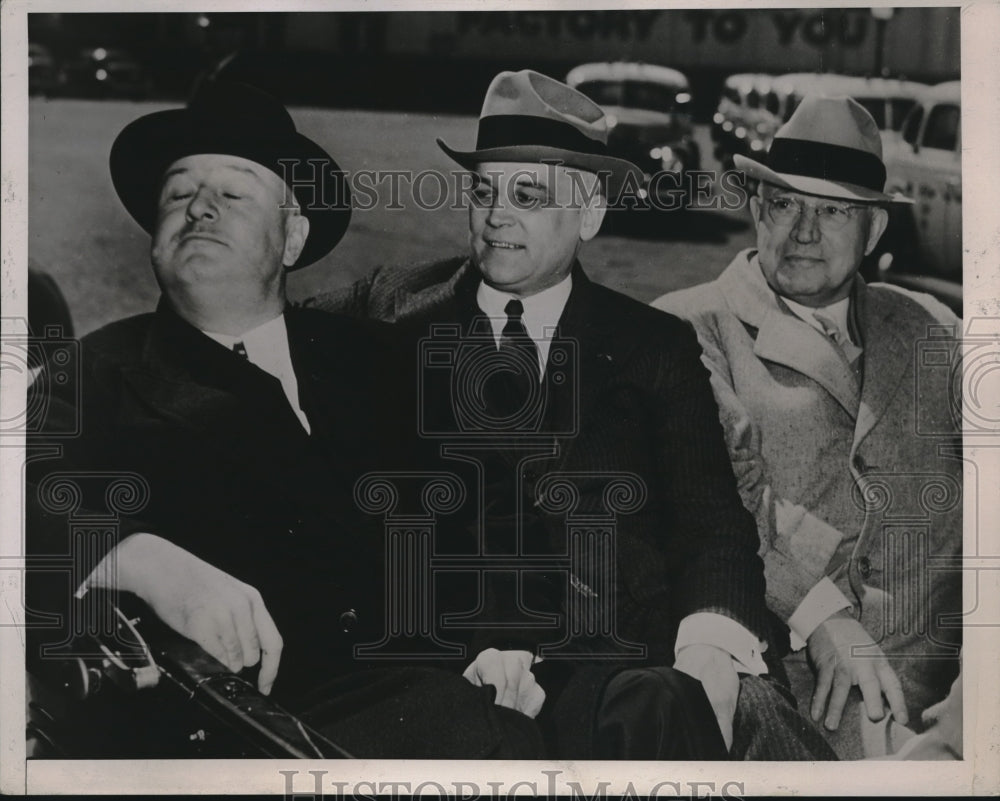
[484,189,514,228]
[789,204,821,244]
[185,186,219,222]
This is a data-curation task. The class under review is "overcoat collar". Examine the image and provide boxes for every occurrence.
[120,300,372,506]
[716,249,912,444]
[124,299,295,432]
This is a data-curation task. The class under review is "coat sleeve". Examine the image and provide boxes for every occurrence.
[26,349,152,622]
[301,267,382,318]
[670,308,848,623]
[648,319,770,642]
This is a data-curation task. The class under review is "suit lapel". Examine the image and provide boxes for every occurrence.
[123,302,302,435]
[284,307,403,495]
[121,304,358,515]
[718,251,861,418]
[543,267,626,473]
[853,283,912,451]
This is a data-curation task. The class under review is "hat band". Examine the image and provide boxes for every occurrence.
[476,115,608,157]
[767,138,886,193]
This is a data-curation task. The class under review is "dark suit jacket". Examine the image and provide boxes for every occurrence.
[27,301,405,701]
[311,258,774,666]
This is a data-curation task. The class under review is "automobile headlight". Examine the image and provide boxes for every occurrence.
[660,147,683,172]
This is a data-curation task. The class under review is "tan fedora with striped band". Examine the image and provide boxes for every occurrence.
[437,70,643,202]
[735,94,912,203]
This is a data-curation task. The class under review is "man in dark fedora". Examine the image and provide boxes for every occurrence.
[312,70,836,760]
[654,95,962,758]
[26,80,544,758]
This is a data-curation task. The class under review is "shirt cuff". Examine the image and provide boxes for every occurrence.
[674,612,768,675]
[787,577,853,651]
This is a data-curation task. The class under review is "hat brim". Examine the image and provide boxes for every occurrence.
[110,108,351,269]
[734,154,913,204]
[437,139,645,204]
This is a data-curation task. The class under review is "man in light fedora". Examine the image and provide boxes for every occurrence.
[27,80,546,758]
[312,69,837,760]
[653,95,962,758]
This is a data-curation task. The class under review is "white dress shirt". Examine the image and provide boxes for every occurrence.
[203,314,311,434]
[476,275,767,674]
[476,277,573,377]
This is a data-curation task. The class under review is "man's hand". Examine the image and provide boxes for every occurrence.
[89,533,283,695]
[462,648,545,718]
[674,643,738,750]
[807,611,907,730]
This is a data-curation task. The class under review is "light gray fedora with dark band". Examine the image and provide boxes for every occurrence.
[735,94,913,204]
[437,70,643,201]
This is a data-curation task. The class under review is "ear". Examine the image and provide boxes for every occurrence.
[281,212,310,268]
[579,193,607,243]
[749,193,763,227]
[864,207,889,255]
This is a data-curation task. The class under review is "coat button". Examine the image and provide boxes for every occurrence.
[339,609,358,632]
[858,556,872,578]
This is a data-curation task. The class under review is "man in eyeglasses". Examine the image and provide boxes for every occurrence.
[653,95,962,759]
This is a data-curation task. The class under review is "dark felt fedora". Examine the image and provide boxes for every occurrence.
[109,80,351,268]
[437,70,643,201]
[734,94,912,203]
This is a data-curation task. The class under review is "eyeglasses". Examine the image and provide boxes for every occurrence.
[763,196,868,231]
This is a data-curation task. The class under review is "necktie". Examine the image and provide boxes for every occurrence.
[232,341,249,360]
[812,311,863,366]
[500,299,540,376]
[483,300,541,425]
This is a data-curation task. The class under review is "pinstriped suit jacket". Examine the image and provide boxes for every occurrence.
[310,257,776,663]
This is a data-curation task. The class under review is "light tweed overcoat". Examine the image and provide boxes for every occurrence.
[653,249,963,749]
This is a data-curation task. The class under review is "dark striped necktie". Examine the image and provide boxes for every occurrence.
[500,299,538,373]
[232,341,249,360]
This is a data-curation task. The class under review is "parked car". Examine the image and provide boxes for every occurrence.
[711,73,779,170]
[566,62,699,207]
[716,72,929,171]
[877,81,962,312]
[774,73,928,143]
[28,42,58,96]
[56,47,152,100]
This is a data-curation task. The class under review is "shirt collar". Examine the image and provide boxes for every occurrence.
[476,275,574,376]
[476,274,574,342]
[782,295,853,342]
[202,314,289,357]
[202,314,296,383]
[202,313,312,433]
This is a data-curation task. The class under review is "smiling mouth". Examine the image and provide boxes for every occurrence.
[484,238,524,250]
